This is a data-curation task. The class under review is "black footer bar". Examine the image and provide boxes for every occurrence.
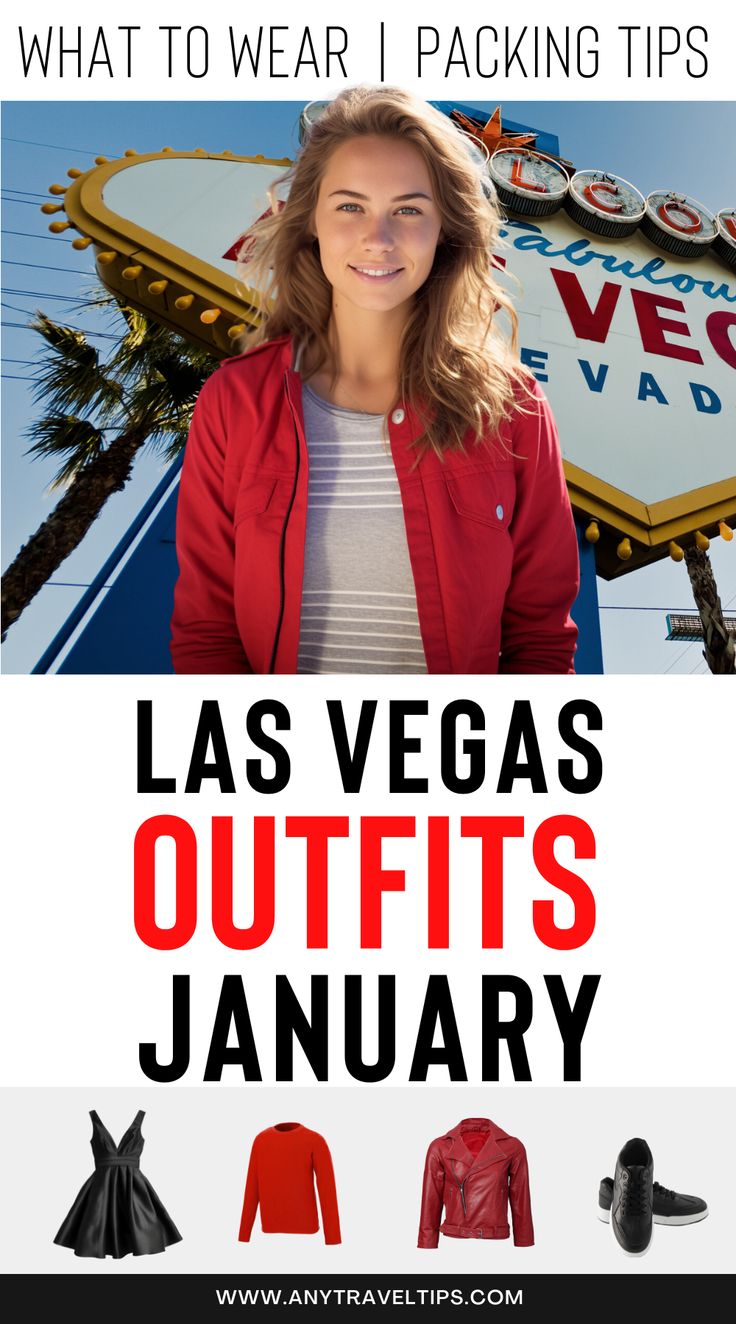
[3,1274,729,1319]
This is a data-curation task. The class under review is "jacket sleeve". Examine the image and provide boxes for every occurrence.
[417,1142,445,1249]
[508,1142,535,1247]
[499,385,579,675]
[312,1134,341,1244]
[170,370,253,674]
[238,1140,260,1242]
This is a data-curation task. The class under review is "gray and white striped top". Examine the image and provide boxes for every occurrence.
[296,384,428,674]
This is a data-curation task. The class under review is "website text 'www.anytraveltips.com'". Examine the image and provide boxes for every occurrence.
[215,1287,522,1307]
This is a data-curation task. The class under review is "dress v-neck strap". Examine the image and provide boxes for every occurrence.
[89,1109,145,1148]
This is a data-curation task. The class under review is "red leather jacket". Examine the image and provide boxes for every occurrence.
[170,335,579,674]
[418,1118,534,1248]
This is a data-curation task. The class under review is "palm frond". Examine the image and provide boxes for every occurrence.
[76,285,119,313]
[27,286,217,484]
[28,312,120,417]
[29,312,96,364]
[25,413,106,487]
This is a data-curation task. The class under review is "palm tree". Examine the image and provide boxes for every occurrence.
[684,545,736,675]
[1,293,217,638]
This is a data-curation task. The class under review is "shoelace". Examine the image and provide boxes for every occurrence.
[654,1182,676,1200]
[622,1170,650,1216]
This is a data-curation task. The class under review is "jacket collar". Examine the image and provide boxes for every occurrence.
[444,1118,512,1169]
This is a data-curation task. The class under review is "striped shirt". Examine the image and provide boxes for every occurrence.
[296,384,428,674]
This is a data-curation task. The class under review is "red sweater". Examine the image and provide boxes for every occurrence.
[239,1124,341,1244]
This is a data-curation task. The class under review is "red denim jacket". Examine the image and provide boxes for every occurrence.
[418,1118,535,1248]
[170,335,579,674]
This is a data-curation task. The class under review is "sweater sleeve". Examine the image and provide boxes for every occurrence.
[238,1139,260,1242]
[312,1134,341,1244]
[508,1142,535,1247]
[170,370,253,674]
[417,1142,445,1249]
[499,384,579,675]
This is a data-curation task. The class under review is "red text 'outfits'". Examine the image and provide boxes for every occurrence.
[239,1123,341,1245]
[418,1118,534,1248]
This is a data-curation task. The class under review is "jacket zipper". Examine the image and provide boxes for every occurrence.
[450,1154,507,1224]
[269,372,301,673]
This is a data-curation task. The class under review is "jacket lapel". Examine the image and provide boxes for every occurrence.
[447,1119,510,1171]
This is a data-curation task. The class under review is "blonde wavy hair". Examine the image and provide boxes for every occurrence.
[237,86,532,455]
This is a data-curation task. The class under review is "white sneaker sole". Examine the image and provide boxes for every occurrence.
[599,1205,708,1226]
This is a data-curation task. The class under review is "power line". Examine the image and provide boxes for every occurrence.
[2,287,93,301]
[3,187,58,200]
[1,197,56,207]
[4,260,92,275]
[600,604,702,613]
[2,303,49,317]
[2,230,74,242]
[2,318,120,339]
[2,134,114,156]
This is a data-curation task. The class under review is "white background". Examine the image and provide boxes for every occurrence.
[0,676,733,1090]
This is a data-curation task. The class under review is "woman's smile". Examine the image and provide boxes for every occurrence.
[348,263,405,281]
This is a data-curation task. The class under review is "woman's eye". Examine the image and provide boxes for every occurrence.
[335,203,422,215]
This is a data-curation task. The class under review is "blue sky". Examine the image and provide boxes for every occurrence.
[2,100,735,673]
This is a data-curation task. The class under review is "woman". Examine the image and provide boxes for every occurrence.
[170,87,579,674]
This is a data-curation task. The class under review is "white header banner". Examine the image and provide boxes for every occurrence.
[2,1,735,100]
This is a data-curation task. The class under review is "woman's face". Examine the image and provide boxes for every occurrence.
[312,134,443,317]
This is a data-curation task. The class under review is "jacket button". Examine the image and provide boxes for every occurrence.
[391,408,405,425]
[495,504,504,520]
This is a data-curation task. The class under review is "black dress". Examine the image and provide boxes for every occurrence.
[54,1109,182,1258]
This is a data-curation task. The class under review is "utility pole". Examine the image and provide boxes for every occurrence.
[683,545,735,675]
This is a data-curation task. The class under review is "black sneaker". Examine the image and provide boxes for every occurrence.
[599,1176,708,1226]
[611,1138,654,1255]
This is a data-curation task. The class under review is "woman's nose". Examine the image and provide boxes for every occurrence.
[361,214,395,252]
